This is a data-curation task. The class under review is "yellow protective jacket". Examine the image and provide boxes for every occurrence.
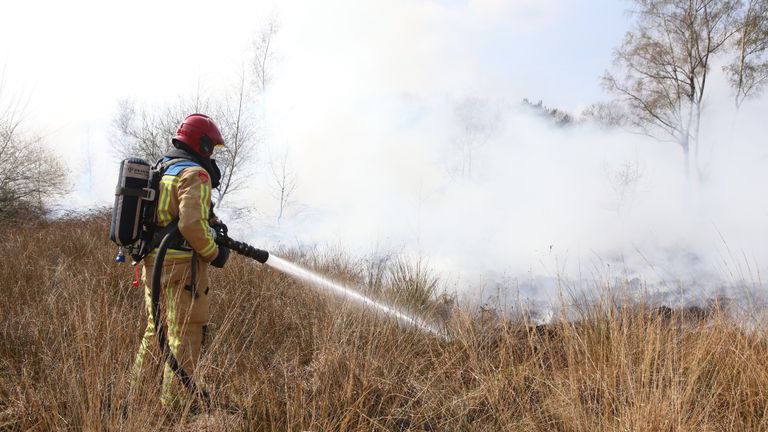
[152,161,220,262]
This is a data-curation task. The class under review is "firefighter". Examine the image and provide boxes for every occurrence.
[130,113,230,408]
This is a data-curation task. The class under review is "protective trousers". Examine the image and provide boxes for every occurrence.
[130,256,210,406]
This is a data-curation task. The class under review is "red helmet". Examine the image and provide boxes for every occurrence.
[172,113,224,158]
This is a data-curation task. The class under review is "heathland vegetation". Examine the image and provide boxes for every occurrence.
[1,214,767,431]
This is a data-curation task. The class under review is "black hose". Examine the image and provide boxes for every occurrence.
[151,225,210,407]
[150,224,268,408]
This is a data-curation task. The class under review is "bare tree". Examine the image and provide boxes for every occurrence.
[212,68,259,205]
[724,0,768,107]
[603,0,743,178]
[0,134,67,219]
[580,101,629,128]
[522,98,575,127]
[214,18,281,205]
[252,18,279,94]
[451,97,500,180]
[269,149,296,225]
[604,159,645,216]
[111,98,197,163]
[0,75,67,219]
[253,17,288,220]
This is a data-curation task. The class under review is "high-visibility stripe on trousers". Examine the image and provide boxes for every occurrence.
[130,256,210,405]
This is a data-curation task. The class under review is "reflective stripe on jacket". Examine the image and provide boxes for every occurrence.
[153,162,219,262]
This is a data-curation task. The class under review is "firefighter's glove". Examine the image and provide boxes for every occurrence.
[210,219,228,237]
[211,246,230,268]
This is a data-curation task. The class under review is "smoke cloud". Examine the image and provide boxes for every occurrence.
[240,20,768,311]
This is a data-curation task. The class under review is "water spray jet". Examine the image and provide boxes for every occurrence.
[214,224,449,341]
[264,255,450,341]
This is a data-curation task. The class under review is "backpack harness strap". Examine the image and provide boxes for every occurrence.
[114,187,156,201]
[149,158,202,251]
[149,158,206,296]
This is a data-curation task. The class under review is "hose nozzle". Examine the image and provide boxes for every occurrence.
[215,235,269,263]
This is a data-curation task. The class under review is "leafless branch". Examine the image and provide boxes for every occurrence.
[252,18,279,94]
[269,149,296,225]
[604,0,744,177]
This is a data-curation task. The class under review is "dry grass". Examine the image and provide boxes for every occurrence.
[1,214,768,431]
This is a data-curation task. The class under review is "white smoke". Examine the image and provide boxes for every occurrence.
[250,92,767,307]
[236,3,768,310]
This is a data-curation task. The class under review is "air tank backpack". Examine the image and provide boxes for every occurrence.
[109,156,197,264]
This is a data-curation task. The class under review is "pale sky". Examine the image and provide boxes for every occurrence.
[1,0,627,144]
[0,0,631,213]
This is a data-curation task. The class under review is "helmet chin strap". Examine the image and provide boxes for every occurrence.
[199,135,214,155]
[208,159,222,188]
